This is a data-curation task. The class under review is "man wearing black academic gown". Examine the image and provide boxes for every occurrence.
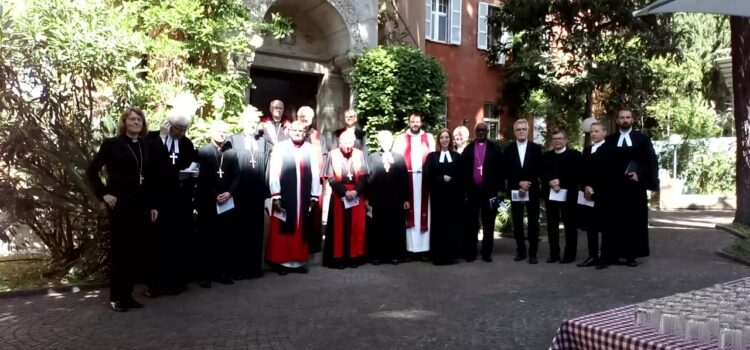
[329,109,368,155]
[577,122,611,269]
[541,129,582,264]
[599,108,659,267]
[226,112,270,279]
[194,121,238,287]
[504,119,544,264]
[143,112,198,297]
[366,131,409,264]
[461,122,504,263]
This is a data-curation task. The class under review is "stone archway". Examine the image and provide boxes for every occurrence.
[244,0,377,135]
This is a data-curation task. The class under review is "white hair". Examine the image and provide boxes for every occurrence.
[297,106,315,119]
[339,130,356,143]
[453,125,469,137]
[376,130,393,140]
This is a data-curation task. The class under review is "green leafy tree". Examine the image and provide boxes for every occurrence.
[351,45,447,148]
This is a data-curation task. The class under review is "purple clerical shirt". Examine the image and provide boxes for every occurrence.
[473,141,486,185]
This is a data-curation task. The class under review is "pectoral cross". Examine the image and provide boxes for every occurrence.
[139,174,144,185]
[217,168,224,179]
[347,173,353,181]
[249,156,257,169]
[478,166,483,176]
[169,152,178,165]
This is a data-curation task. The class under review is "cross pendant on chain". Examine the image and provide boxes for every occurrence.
[478,166,483,176]
[170,152,178,165]
[217,168,224,179]
[139,174,144,185]
[347,173,353,181]
[250,157,257,169]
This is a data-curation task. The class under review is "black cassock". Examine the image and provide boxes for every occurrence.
[87,135,156,303]
[579,142,612,261]
[424,150,464,264]
[599,130,659,260]
[541,148,582,262]
[145,131,197,291]
[195,142,238,281]
[226,134,270,278]
[365,151,409,263]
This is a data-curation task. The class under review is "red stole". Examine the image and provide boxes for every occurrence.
[329,149,366,259]
[403,133,430,231]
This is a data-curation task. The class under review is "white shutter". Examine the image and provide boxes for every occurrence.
[497,30,512,64]
[426,0,433,40]
[477,2,488,50]
[449,0,462,45]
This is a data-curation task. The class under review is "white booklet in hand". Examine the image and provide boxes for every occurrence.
[548,189,568,202]
[577,191,595,207]
[216,197,235,214]
[511,190,529,202]
[273,207,287,222]
[366,203,373,218]
[343,196,360,209]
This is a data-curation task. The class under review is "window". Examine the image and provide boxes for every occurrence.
[478,2,512,64]
[483,102,500,140]
[426,0,462,45]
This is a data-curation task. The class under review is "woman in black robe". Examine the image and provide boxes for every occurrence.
[423,129,464,265]
[87,107,158,312]
[366,131,410,265]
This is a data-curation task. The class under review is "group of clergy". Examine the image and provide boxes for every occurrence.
[87,96,658,312]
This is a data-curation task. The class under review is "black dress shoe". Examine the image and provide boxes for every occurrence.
[125,298,144,309]
[528,257,538,264]
[481,256,493,263]
[513,254,527,262]
[277,269,289,276]
[577,257,598,267]
[143,288,159,299]
[560,258,575,264]
[371,260,381,265]
[546,256,560,263]
[110,301,127,312]
[389,259,400,265]
[625,259,638,267]
[199,280,212,288]
[216,277,234,285]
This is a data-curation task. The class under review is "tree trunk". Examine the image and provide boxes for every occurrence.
[731,17,750,225]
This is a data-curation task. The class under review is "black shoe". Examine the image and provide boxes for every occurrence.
[216,277,234,285]
[481,256,493,263]
[297,266,309,274]
[124,298,144,309]
[277,269,289,276]
[577,257,598,267]
[595,263,609,270]
[143,288,159,299]
[371,260,381,265]
[199,280,212,288]
[528,257,538,264]
[625,259,638,267]
[109,301,128,312]
[390,259,400,265]
[513,254,527,262]
[546,256,560,263]
[560,258,575,264]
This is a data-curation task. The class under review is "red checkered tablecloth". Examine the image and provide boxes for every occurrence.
[549,305,718,350]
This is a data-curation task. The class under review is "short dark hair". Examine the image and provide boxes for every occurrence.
[407,112,425,121]
[550,128,567,138]
[117,107,148,138]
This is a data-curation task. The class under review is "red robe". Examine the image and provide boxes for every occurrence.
[322,148,368,266]
[266,140,322,265]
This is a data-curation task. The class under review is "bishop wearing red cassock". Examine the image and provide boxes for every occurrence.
[322,131,369,269]
[393,113,435,254]
[266,121,322,275]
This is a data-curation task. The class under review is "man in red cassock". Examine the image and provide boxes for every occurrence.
[322,131,369,269]
[266,120,322,275]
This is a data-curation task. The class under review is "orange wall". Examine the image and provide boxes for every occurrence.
[425,0,510,139]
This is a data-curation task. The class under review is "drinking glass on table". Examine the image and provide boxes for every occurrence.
[659,313,686,337]
[719,323,744,350]
[685,315,711,343]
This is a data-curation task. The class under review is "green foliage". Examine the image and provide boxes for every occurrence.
[659,142,735,194]
[351,45,448,147]
[489,0,682,128]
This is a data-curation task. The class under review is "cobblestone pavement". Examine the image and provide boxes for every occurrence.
[1,211,747,350]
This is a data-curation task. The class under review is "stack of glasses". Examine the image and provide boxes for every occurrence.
[633,278,750,349]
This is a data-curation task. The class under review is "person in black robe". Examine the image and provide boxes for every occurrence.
[461,122,504,263]
[424,129,464,265]
[226,111,270,279]
[142,111,198,298]
[322,131,369,268]
[599,107,659,267]
[541,129,582,264]
[194,121,238,288]
[366,131,409,265]
[329,109,368,155]
[577,122,611,269]
[503,119,544,264]
[87,107,158,312]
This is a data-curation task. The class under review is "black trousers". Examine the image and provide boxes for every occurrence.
[511,198,540,258]
[545,200,578,260]
[108,199,148,302]
[464,189,497,259]
[197,208,234,281]
[231,206,265,278]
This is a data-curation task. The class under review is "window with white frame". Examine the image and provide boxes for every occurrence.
[478,2,512,64]
[483,102,500,140]
[426,0,462,45]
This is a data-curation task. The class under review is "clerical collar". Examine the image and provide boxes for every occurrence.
[554,147,566,154]
[127,136,139,143]
[620,128,632,135]
[517,140,528,146]
[272,117,282,123]
[593,140,605,147]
